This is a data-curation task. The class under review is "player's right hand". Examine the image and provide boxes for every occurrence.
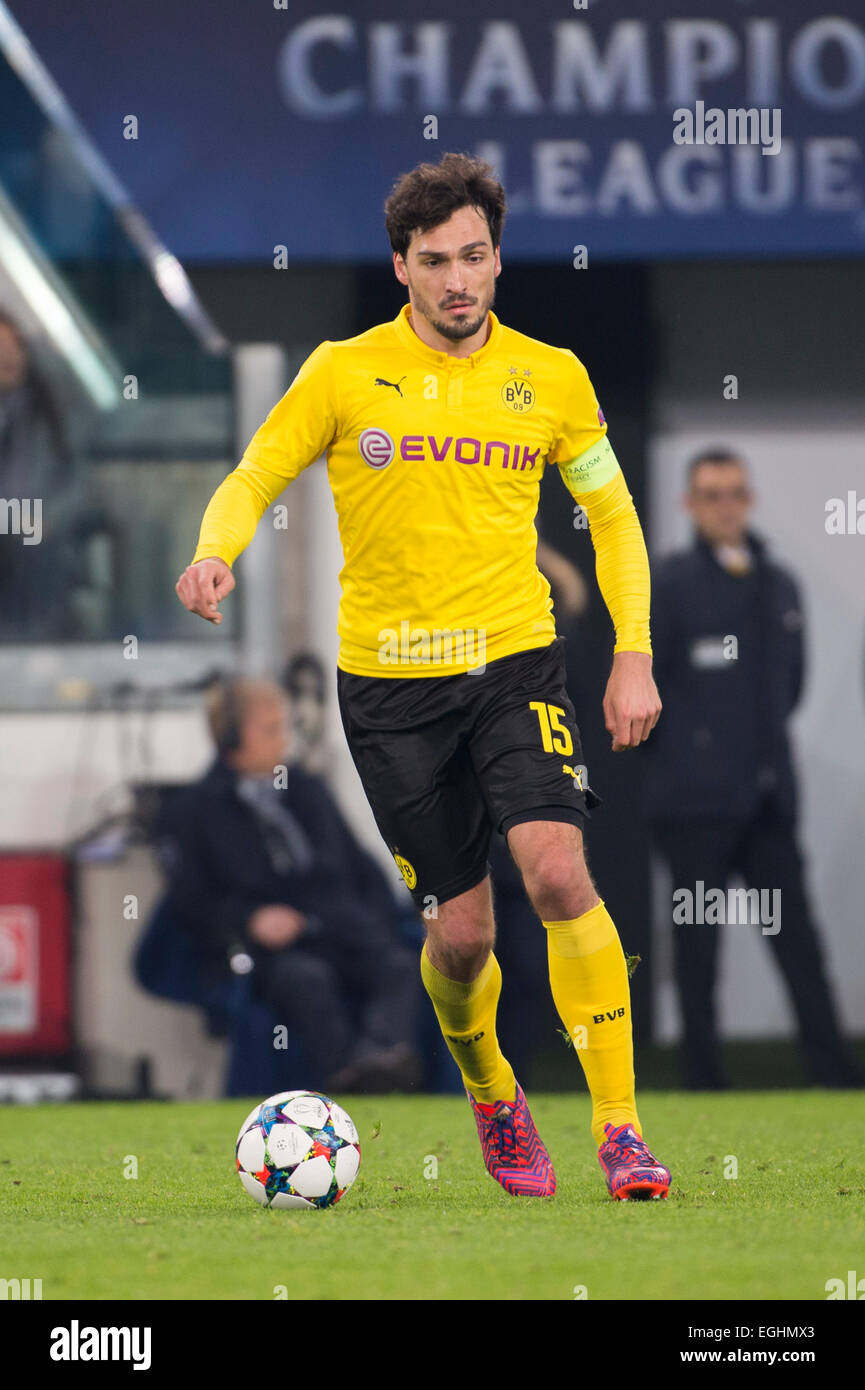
[175,557,235,624]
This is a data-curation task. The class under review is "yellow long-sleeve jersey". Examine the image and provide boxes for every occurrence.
[192,303,651,676]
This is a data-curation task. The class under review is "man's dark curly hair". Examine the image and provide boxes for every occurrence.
[384,152,506,259]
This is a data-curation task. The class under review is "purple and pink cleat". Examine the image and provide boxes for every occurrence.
[597,1121,671,1200]
[467,1082,557,1197]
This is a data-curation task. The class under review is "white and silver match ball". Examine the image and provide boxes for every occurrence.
[236,1091,361,1209]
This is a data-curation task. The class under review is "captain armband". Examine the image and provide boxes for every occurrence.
[557,435,621,497]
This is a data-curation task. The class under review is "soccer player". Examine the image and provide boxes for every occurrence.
[176,153,670,1201]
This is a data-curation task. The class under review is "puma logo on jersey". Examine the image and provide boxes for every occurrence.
[374,375,406,396]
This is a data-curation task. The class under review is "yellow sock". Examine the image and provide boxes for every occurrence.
[543,900,640,1146]
[420,943,516,1105]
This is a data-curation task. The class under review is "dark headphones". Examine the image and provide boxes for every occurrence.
[215,674,243,755]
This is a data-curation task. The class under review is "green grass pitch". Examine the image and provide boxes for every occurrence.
[1,1091,862,1301]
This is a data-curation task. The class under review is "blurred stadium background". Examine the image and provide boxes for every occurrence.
[0,0,863,1104]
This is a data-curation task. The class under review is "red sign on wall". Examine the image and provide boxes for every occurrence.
[0,906,38,1032]
[0,857,71,1055]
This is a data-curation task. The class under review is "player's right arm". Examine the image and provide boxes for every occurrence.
[175,341,338,623]
[175,556,236,624]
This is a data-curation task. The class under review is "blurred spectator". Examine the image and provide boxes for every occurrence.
[536,535,588,622]
[0,309,109,638]
[0,311,71,485]
[644,448,864,1090]
[157,676,422,1093]
[281,651,330,775]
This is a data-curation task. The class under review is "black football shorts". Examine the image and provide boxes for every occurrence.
[335,636,600,910]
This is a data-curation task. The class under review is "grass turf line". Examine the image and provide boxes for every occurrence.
[0,1091,862,1301]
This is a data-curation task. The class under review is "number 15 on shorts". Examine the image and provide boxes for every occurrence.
[529,701,573,756]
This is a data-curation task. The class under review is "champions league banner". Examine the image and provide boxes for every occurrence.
[8,0,865,261]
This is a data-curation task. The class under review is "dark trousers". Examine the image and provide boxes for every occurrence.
[653,796,861,1088]
[252,938,420,1088]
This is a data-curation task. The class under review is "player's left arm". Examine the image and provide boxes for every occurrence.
[552,356,661,751]
[580,466,661,751]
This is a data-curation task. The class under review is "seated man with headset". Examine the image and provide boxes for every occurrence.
[156,675,421,1093]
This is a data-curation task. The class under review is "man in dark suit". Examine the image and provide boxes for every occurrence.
[157,676,421,1092]
[644,448,863,1090]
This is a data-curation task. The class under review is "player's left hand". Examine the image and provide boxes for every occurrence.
[602,651,662,751]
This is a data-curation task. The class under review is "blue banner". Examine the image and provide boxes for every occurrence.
[7,0,865,261]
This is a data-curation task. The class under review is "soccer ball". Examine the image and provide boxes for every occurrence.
[235,1090,361,1209]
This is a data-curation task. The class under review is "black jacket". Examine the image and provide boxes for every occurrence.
[156,759,402,965]
[641,531,804,822]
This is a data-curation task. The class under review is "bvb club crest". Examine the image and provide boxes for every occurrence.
[501,367,535,414]
[393,852,417,890]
